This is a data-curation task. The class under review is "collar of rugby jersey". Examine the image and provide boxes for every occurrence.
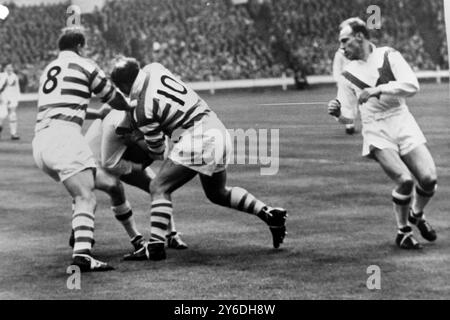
[58,50,80,59]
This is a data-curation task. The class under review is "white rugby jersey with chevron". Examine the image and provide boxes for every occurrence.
[130,63,212,158]
[337,46,420,123]
[0,72,20,99]
[36,51,118,132]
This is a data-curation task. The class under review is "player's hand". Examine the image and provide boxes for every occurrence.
[358,87,381,104]
[327,99,341,117]
[121,129,144,146]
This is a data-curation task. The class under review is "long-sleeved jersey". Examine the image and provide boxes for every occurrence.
[337,46,420,123]
[332,49,350,82]
[131,63,211,158]
[35,50,127,132]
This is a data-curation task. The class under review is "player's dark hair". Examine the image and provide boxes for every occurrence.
[58,27,86,51]
[111,57,141,86]
[348,21,370,39]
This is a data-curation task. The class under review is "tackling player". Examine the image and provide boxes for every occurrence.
[110,57,287,261]
[0,64,21,140]
[83,108,189,255]
[32,27,132,272]
[327,19,438,249]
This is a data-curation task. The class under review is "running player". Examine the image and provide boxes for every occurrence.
[0,64,21,140]
[327,19,438,249]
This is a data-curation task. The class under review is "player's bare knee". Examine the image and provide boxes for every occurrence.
[205,188,229,206]
[74,191,96,208]
[396,175,414,194]
[418,174,437,192]
[149,180,169,197]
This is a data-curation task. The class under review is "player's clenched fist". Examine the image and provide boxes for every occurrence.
[327,99,341,117]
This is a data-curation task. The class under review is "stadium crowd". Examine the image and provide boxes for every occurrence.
[0,0,446,92]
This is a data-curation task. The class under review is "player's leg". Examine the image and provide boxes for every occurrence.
[199,170,287,248]
[345,122,355,135]
[63,169,114,271]
[372,148,421,249]
[94,167,145,250]
[119,166,188,249]
[0,101,7,139]
[401,144,438,241]
[146,159,197,260]
[7,101,19,140]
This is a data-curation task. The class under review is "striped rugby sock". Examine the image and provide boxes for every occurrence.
[228,187,266,216]
[392,189,412,229]
[72,210,95,256]
[412,184,436,219]
[112,200,141,240]
[150,199,172,244]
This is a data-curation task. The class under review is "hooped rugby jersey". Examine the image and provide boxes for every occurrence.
[337,46,420,123]
[35,50,125,132]
[130,63,211,158]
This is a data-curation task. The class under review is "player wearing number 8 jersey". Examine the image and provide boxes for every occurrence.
[32,27,132,272]
[110,57,287,261]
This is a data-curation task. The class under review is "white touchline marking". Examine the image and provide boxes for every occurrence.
[258,101,328,106]
[242,156,450,171]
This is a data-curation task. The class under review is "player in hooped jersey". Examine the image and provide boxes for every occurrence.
[327,19,438,249]
[32,28,135,271]
[83,109,189,253]
[110,58,287,261]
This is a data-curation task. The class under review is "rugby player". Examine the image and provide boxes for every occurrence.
[0,64,21,140]
[109,57,288,261]
[327,19,438,249]
[83,107,189,256]
[32,27,132,271]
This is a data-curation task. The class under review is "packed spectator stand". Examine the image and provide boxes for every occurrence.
[0,0,446,92]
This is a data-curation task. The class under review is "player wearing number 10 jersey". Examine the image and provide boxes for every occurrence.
[32,27,133,272]
[110,57,287,261]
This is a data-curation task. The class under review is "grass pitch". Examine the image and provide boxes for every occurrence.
[0,83,449,299]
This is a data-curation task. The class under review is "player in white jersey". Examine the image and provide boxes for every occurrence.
[327,19,437,249]
[0,64,20,140]
[32,27,133,271]
[83,108,189,254]
[109,58,287,261]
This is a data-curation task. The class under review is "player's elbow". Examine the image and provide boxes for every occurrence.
[404,82,420,97]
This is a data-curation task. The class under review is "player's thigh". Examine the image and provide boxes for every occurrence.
[151,159,198,195]
[373,148,412,184]
[401,144,437,185]
[101,121,127,168]
[63,168,96,199]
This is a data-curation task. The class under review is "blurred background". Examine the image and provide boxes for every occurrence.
[0,0,447,93]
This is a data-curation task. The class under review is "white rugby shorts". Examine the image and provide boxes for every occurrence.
[169,112,231,176]
[32,123,97,182]
[362,110,426,157]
